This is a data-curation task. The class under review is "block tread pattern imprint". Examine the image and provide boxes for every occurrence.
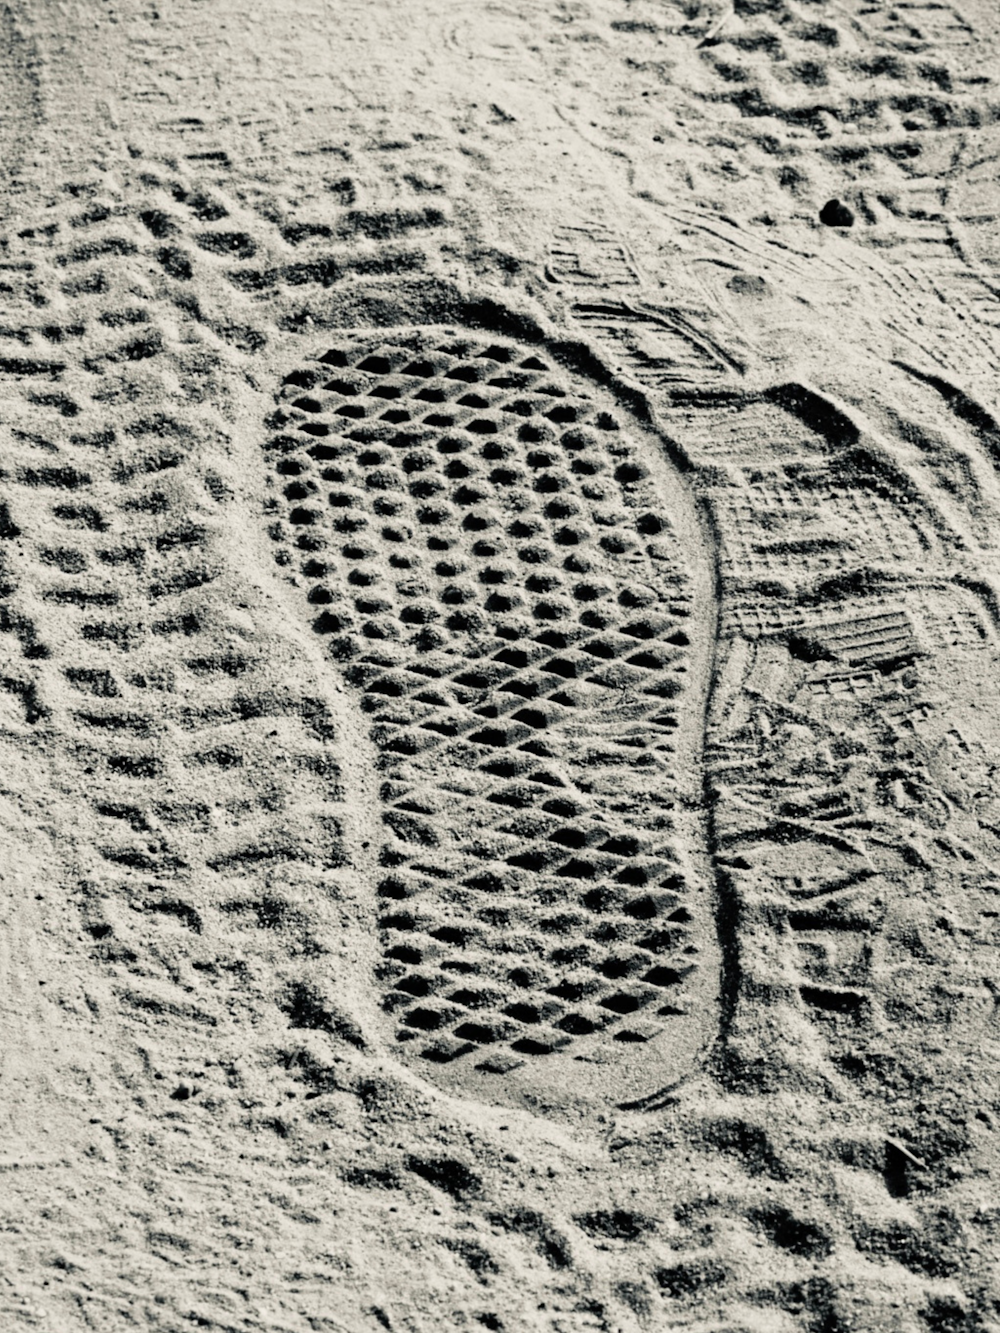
[265,325,720,1109]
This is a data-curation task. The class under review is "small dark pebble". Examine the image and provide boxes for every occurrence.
[819,198,854,227]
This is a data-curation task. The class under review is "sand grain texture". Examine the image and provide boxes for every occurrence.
[1,0,1000,1330]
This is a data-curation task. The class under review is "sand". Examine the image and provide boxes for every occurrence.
[1,0,999,1329]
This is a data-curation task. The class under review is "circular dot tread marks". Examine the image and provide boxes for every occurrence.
[265,327,719,1108]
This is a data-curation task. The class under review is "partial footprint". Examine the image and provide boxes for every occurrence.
[264,321,720,1110]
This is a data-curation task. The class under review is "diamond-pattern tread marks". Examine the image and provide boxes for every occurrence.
[265,328,716,1104]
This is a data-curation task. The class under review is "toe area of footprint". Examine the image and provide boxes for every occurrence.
[265,323,720,1111]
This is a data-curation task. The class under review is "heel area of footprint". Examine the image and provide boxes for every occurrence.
[263,321,720,1111]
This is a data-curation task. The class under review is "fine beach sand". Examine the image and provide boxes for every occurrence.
[2,2,1000,1329]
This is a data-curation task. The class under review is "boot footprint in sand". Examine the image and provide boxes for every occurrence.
[264,321,721,1110]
